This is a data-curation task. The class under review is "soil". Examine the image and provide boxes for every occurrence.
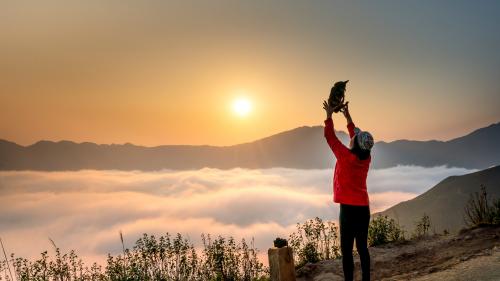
[296,225,500,281]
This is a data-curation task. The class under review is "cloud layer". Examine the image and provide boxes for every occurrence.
[0,165,475,266]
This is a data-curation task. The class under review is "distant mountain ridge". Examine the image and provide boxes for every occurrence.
[373,122,500,169]
[0,121,499,171]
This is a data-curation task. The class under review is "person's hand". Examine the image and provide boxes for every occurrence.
[341,102,350,118]
[323,100,334,118]
[341,102,353,123]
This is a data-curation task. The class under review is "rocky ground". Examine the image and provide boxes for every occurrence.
[296,225,500,281]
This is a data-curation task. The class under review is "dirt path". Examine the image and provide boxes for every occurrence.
[296,226,500,281]
[410,246,500,281]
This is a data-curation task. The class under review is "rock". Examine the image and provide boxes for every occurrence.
[296,262,318,277]
[460,255,471,262]
[312,272,343,281]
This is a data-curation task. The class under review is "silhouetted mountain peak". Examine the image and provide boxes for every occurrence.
[241,124,349,146]
[0,139,20,146]
[448,121,500,144]
[31,140,54,146]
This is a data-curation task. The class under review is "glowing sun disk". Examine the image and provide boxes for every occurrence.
[232,98,252,116]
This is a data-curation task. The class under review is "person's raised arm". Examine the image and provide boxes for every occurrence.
[323,100,350,159]
[342,103,356,138]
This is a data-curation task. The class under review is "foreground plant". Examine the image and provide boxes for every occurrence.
[288,217,340,267]
[1,232,268,281]
[463,184,500,227]
[368,215,405,246]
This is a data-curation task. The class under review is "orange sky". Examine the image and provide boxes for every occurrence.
[1,1,499,146]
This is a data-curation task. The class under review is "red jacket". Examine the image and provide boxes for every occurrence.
[324,117,370,206]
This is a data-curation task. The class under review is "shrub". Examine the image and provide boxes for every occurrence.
[492,199,500,225]
[272,238,288,248]
[368,215,405,246]
[300,242,319,264]
[2,232,268,281]
[412,213,431,239]
[288,217,340,267]
[463,184,500,227]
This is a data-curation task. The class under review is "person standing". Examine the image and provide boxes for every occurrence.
[322,100,374,281]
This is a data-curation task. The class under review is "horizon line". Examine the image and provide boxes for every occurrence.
[1,120,498,149]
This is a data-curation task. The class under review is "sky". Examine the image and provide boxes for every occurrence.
[0,165,476,267]
[1,1,499,146]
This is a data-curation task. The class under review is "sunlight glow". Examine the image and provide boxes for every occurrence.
[232,97,252,117]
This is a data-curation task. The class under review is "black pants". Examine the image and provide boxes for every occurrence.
[339,203,371,281]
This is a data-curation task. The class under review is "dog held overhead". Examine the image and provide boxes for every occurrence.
[328,80,349,113]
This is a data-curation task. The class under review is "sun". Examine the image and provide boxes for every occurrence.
[232,97,252,117]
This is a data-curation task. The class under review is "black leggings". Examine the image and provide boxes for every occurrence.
[339,203,371,281]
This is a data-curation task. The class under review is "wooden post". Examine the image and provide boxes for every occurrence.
[268,246,296,281]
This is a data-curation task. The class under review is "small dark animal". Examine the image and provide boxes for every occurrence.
[328,80,349,112]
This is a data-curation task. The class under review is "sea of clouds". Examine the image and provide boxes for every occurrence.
[0,165,475,266]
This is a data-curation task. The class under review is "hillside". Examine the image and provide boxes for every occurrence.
[0,121,499,171]
[296,225,500,281]
[377,165,500,234]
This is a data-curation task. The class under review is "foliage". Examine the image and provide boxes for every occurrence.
[492,199,500,225]
[272,238,287,248]
[413,213,431,238]
[0,233,268,281]
[368,215,405,246]
[288,217,340,267]
[463,184,500,227]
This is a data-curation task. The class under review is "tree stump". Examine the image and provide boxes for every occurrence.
[268,246,296,281]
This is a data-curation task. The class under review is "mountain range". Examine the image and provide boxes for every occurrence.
[0,121,499,171]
